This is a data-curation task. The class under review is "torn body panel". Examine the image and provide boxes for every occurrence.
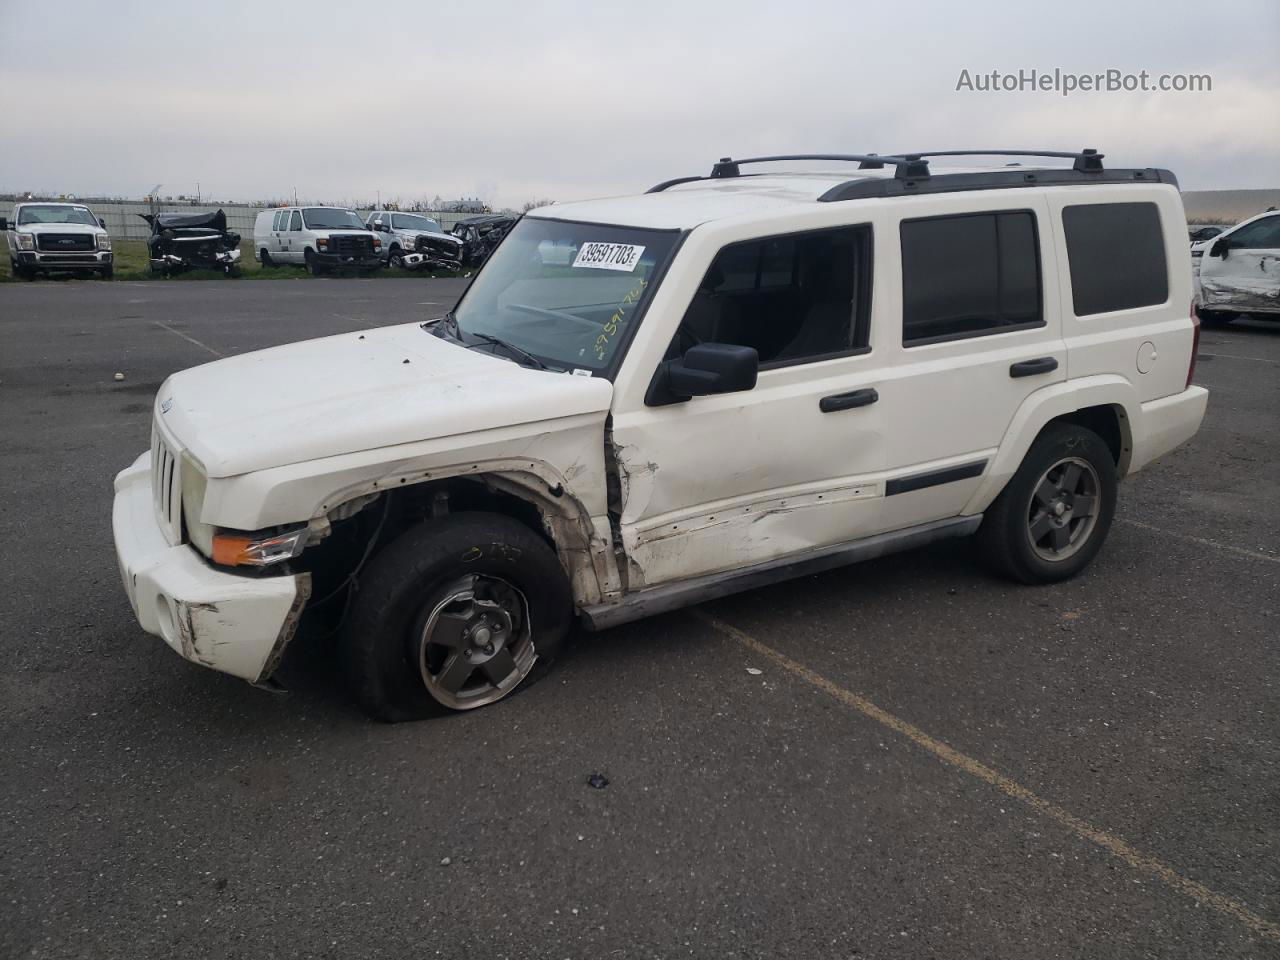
[1199,272,1280,315]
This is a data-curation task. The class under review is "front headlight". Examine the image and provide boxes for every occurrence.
[317,237,330,250]
[17,233,34,250]
[180,452,213,556]
[212,529,307,567]
[97,233,112,251]
[372,235,382,250]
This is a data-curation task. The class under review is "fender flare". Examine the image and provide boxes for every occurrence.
[962,375,1140,515]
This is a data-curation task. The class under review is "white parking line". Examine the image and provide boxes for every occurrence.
[1199,352,1279,365]
[151,320,223,358]
[1118,518,1280,564]
[692,610,1280,943]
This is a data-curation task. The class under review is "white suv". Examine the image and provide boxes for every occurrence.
[3,202,113,279]
[112,149,1208,721]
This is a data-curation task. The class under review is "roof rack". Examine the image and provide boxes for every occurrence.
[646,148,1113,195]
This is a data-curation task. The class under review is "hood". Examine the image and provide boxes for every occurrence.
[158,321,613,478]
[22,222,102,234]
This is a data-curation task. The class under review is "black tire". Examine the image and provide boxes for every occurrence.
[976,423,1117,584]
[100,265,113,280]
[388,247,404,270]
[260,248,274,268]
[304,249,325,275]
[1198,309,1237,325]
[341,512,573,722]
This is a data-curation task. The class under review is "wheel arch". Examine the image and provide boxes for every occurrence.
[964,376,1139,515]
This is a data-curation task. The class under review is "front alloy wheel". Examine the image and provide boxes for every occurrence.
[418,575,534,710]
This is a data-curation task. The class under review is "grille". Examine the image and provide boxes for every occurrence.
[416,236,462,259]
[37,233,95,252]
[330,234,374,257]
[151,429,184,546]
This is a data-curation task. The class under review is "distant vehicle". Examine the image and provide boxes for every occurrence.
[2,201,113,279]
[143,209,241,276]
[113,148,1207,721]
[1188,225,1225,244]
[451,214,517,267]
[365,211,463,271]
[252,206,382,275]
[1193,210,1280,324]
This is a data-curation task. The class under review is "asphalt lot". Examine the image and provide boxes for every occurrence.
[1,278,1277,959]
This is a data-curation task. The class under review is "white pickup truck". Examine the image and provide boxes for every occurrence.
[113,149,1207,721]
[3,201,113,279]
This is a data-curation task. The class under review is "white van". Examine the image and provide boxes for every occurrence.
[253,206,383,274]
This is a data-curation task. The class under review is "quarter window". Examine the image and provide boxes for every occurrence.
[1062,202,1168,316]
[289,210,303,231]
[673,226,872,366]
[900,211,1042,345]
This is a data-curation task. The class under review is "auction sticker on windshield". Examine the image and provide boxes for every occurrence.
[573,242,646,272]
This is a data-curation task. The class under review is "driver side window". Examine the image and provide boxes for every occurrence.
[672,226,873,367]
[1227,216,1280,250]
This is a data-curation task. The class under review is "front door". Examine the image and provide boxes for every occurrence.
[608,198,1065,591]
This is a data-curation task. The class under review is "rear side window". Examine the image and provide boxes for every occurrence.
[1062,202,1168,316]
[900,211,1042,345]
[674,226,872,367]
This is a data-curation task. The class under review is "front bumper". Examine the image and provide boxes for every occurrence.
[314,251,382,269]
[18,250,112,267]
[112,450,309,684]
[150,248,241,271]
[398,251,462,271]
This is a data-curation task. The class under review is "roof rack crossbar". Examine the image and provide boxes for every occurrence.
[708,153,927,180]
[877,148,1105,173]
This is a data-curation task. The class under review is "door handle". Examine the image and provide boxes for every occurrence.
[1009,357,1059,378]
[819,388,878,412]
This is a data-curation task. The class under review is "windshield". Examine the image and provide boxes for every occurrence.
[451,218,679,372]
[17,205,97,226]
[392,214,443,233]
[302,207,365,230]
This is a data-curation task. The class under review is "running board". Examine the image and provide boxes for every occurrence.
[578,515,982,631]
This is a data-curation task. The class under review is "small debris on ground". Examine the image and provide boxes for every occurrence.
[440,856,451,866]
[746,667,763,676]
[113,372,125,381]
[587,773,609,790]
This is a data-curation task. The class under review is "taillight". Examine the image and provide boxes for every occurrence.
[1186,299,1201,388]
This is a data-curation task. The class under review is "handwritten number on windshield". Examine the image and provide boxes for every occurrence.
[594,278,648,362]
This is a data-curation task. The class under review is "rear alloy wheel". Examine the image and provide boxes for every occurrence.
[977,423,1117,584]
[341,512,572,722]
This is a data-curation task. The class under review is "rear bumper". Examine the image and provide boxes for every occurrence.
[112,451,309,684]
[1130,385,1209,473]
[399,251,462,270]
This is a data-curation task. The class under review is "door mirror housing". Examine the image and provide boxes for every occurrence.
[664,343,759,400]
[1209,237,1229,258]
[0,217,8,231]
[98,218,107,229]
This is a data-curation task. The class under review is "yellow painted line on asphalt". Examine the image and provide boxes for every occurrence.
[692,610,1280,943]
[151,320,224,358]
[1118,518,1280,564]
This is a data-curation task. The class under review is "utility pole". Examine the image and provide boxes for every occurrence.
[196,181,201,204]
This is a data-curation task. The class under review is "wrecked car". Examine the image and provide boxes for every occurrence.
[113,149,1206,721]
[1194,209,1280,324]
[451,214,517,267]
[366,211,463,271]
[143,209,242,275]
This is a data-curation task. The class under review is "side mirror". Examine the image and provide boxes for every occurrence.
[98,218,107,229]
[372,221,385,231]
[0,218,7,231]
[667,343,758,398]
[1209,237,1229,258]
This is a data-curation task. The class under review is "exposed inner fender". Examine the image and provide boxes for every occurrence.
[314,462,622,609]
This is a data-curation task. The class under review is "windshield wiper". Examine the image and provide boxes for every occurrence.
[467,331,551,371]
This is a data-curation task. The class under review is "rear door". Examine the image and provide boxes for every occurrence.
[1198,213,1280,315]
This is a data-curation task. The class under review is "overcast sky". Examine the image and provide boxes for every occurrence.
[2,0,1277,208]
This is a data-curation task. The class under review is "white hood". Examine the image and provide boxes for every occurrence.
[157,321,613,477]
